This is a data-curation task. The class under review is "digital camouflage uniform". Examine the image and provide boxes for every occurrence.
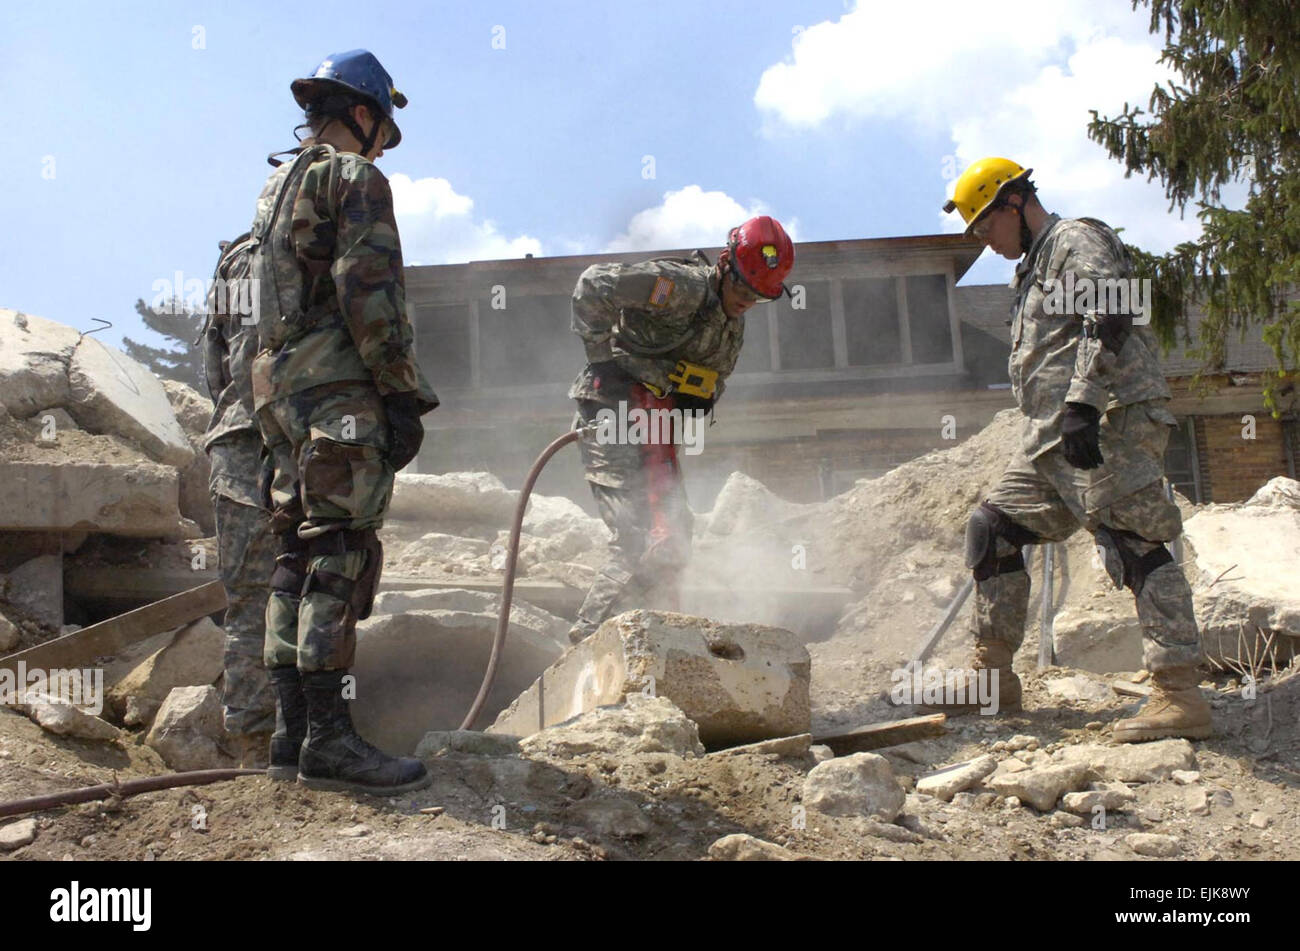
[200,235,276,736]
[250,149,436,673]
[978,215,1201,675]
[567,256,744,640]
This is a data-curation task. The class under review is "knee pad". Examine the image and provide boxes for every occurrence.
[966,502,1039,581]
[1094,526,1173,596]
[303,528,384,620]
[269,532,308,597]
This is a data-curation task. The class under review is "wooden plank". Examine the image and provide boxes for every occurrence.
[0,582,227,674]
[814,713,948,755]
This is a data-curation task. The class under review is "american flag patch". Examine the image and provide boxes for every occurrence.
[649,276,674,306]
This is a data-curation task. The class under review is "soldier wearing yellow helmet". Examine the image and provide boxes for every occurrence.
[931,157,1211,744]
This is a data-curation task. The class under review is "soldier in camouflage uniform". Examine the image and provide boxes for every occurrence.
[567,217,794,643]
[249,50,439,793]
[935,157,1210,741]
[200,233,277,767]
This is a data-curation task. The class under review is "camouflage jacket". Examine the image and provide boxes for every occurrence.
[200,234,260,450]
[1010,214,1170,459]
[567,257,744,404]
[248,150,436,411]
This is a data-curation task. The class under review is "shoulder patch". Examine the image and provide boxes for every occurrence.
[649,276,674,307]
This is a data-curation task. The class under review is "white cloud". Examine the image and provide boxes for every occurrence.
[389,173,542,264]
[605,185,798,252]
[755,1,1219,259]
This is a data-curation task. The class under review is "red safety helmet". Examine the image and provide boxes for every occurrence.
[724,215,795,300]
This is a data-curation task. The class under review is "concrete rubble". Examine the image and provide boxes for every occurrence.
[802,752,906,821]
[145,685,233,771]
[105,617,225,726]
[487,609,811,748]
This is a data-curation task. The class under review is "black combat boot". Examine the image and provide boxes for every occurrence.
[267,666,308,782]
[298,670,431,795]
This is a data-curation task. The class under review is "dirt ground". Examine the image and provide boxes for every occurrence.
[2,658,1295,862]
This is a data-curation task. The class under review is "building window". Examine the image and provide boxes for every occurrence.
[843,277,901,366]
[773,281,834,370]
[414,304,472,388]
[478,293,576,387]
[1164,417,1203,503]
[905,274,954,364]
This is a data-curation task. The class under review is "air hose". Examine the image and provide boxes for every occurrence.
[458,429,581,729]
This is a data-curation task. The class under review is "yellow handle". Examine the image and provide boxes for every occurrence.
[668,361,718,399]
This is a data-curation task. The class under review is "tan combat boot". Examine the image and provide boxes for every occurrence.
[917,641,1022,716]
[1112,667,1212,742]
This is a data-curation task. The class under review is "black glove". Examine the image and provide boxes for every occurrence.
[1060,402,1104,469]
[673,392,715,415]
[383,391,425,472]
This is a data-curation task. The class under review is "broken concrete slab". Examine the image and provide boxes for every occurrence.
[708,833,817,861]
[16,692,122,742]
[0,460,188,537]
[0,612,18,653]
[0,310,79,418]
[392,533,491,572]
[1184,477,1300,660]
[1044,674,1114,704]
[916,754,997,802]
[1060,782,1138,815]
[487,610,810,749]
[518,695,704,760]
[704,471,815,536]
[803,752,905,821]
[161,379,215,535]
[987,763,1090,811]
[414,730,521,759]
[369,587,568,643]
[350,606,567,753]
[1055,738,1197,783]
[1051,599,1144,674]
[67,333,193,468]
[106,617,224,723]
[387,471,515,528]
[2,554,63,630]
[709,733,811,758]
[146,685,231,771]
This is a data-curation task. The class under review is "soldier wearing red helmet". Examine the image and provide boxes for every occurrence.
[566,216,795,643]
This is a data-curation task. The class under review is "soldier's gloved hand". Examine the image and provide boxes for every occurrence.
[674,392,715,415]
[1060,402,1104,470]
[383,391,425,472]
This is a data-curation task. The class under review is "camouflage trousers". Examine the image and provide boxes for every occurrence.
[570,395,694,641]
[256,381,393,672]
[208,432,277,735]
[976,400,1202,674]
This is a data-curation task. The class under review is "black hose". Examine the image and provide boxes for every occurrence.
[459,429,581,730]
[0,768,264,820]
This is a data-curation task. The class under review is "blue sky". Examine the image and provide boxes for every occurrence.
[1,1,1211,351]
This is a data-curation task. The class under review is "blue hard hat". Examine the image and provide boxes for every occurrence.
[292,49,407,149]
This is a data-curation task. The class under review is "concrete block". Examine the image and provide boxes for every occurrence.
[487,610,811,749]
[68,333,193,467]
[0,461,187,537]
[0,310,78,418]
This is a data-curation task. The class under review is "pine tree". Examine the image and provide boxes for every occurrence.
[1087,1,1299,410]
[122,296,206,392]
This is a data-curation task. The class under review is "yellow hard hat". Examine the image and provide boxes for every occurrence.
[943,157,1033,235]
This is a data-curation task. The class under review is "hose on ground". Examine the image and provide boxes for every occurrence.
[0,768,264,820]
[459,429,582,730]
